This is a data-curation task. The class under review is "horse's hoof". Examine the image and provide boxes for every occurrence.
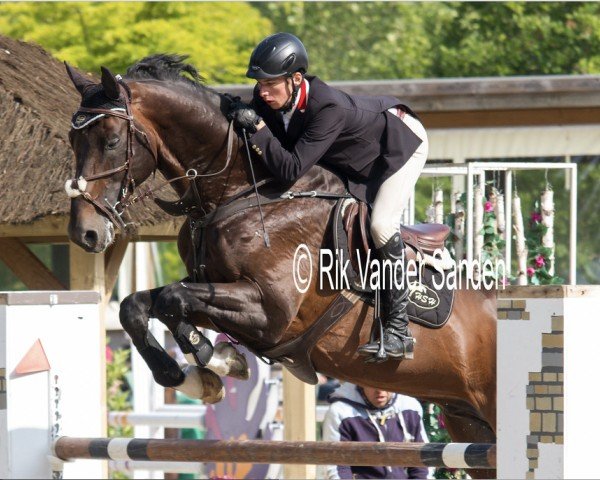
[174,365,225,403]
[208,342,250,380]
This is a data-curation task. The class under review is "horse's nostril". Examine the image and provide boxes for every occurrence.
[84,230,98,245]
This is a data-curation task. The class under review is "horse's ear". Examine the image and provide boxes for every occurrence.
[100,66,121,100]
[65,62,95,96]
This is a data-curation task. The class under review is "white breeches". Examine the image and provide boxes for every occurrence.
[370,113,429,249]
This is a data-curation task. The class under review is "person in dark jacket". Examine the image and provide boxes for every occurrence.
[321,382,430,479]
[228,33,429,362]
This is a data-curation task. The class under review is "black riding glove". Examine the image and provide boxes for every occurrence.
[227,102,261,135]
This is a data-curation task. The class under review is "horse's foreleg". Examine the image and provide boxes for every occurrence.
[120,287,225,403]
[152,279,272,381]
[119,287,183,386]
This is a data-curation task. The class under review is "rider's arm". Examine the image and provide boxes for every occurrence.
[247,103,345,182]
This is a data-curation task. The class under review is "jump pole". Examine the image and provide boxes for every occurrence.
[53,437,496,469]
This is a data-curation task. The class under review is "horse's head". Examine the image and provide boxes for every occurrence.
[65,64,157,253]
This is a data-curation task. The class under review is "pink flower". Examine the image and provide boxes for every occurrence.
[106,345,113,363]
[484,201,494,213]
[500,276,510,287]
[531,212,542,223]
[527,267,536,277]
[439,413,446,429]
[535,255,545,268]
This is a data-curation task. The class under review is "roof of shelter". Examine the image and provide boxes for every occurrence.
[0,35,177,228]
[222,74,600,128]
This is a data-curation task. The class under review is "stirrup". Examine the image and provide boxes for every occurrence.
[358,332,415,362]
[385,333,415,360]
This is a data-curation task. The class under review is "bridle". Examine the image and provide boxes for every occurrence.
[65,80,156,231]
[65,80,236,232]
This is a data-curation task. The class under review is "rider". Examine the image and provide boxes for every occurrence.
[228,33,429,362]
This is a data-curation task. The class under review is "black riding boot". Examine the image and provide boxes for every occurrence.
[357,233,415,360]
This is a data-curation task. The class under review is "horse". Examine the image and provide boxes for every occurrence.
[65,55,496,472]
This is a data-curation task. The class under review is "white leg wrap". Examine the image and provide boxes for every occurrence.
[173,364,225,403]
[205,342,249,380]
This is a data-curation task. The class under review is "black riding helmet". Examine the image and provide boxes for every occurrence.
[246,33,308,80]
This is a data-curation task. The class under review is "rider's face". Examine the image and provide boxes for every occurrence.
[257,74,301,110]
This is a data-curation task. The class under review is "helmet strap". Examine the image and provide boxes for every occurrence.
[278,75,300,114]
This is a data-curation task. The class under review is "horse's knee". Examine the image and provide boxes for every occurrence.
[119,293,148,334]
[153,284,187,323]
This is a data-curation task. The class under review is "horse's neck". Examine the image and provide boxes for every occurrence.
[137,82,259,206]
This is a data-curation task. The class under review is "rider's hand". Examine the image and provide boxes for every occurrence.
[227,101,262,135]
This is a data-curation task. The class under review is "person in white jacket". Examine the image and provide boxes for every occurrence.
[322,382,430,479]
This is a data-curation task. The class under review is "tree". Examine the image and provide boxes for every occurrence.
[254,2,600,79]
[252,2,445,80]
[0,2,272,83]
[434,2,600,77]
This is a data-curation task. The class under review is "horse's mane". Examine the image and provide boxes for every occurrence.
[125,54,212,95]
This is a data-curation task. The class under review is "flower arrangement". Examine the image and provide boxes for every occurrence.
[525,202,563,285]
[479,192,507,283]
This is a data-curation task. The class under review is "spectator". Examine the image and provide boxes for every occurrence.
[322,382,429,479]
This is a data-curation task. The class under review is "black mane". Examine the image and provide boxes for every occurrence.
[125,54,206,89]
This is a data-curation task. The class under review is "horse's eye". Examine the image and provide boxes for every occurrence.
[106,136,121,150]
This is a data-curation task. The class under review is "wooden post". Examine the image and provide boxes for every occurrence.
[282,369,316,479]
[0,238,66,290]
[541,186,555,275]
[454,193,465,262]
[433,187,444,224]
[69,242,108,477]
[494,189,506,241]
[512,194,528,285]
[474,184,484,279]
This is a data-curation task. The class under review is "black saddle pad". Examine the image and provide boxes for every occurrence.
[354,265,454,329]
[331,198,454,329]
[405,265,455,328]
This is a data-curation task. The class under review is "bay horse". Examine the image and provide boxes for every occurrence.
[65,55,496,468]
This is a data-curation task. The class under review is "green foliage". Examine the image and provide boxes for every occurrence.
[106,343,133,439]
[253,2,442,80]
[433,2,600,77]
[0,2,271,83]
[157,242,187,283]
[255,1,600,79]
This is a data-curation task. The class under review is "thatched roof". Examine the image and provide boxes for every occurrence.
[0,35,176,228]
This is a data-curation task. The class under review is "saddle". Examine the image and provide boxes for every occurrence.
[334,198,451,289]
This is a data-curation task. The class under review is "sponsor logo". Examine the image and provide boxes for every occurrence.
[408,283,440,310]
[189,331,201,345]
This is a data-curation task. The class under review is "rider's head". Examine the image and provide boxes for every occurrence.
[246,32,308,112]
[358,386,394,409]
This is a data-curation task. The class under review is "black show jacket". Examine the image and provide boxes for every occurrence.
[248,76,423,205]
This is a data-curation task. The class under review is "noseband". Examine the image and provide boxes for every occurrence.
[65,80,155,231]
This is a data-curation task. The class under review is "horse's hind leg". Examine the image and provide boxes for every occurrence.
[442,406,496,479]
[120,286,225,403]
